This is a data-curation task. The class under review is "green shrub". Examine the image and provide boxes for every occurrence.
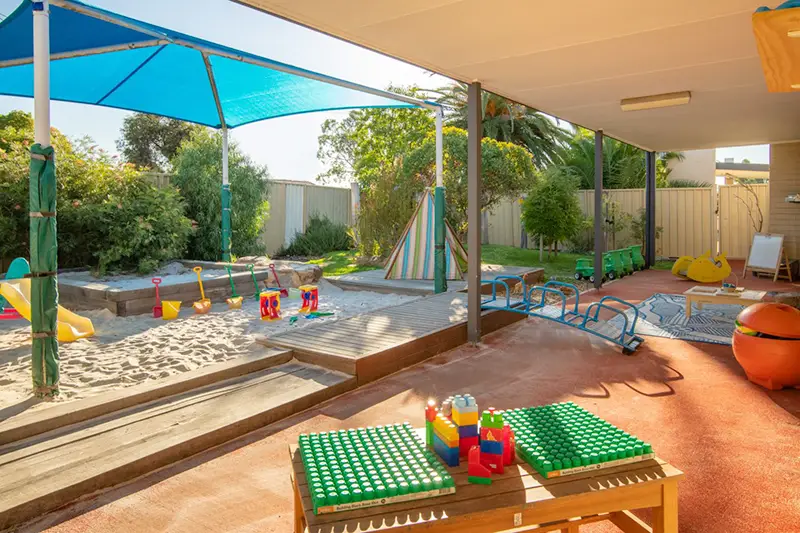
[171,129,270,260]
[1,110,191,273]
[279,214,353,257]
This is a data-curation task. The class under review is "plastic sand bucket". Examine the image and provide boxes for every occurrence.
[227,296,243,309]
[287,288,301,299]
[162,300,181,320]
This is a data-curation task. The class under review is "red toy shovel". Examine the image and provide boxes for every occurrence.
[269,263,289,297]
[152,278,163,318]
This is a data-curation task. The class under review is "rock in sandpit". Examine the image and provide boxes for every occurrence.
[291,264,323,286]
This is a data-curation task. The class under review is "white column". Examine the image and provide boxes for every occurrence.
[222,126,229,185]
[33,0,51,147]
[435,107,444,187]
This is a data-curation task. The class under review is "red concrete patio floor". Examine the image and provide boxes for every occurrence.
[22,269,800,533]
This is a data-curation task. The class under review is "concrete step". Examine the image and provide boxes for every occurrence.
[0,360,355,530]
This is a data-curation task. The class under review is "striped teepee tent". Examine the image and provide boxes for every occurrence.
[385,189,468,280]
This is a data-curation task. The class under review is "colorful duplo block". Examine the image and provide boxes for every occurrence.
[433,413,458,443]
[480,452,504,474]
[481,408,504,429]
[459,435,479,456]
[480,438,503,456]
[457,424,479,439]
[433,432,459,467]
[467,446,492,485]
[451,394,478,426]
[502,425,516,466]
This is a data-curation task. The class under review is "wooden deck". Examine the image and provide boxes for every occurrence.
[0,359,355,530]
[261,292,527,385]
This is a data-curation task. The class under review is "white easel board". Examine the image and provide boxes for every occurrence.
[743,233,786,281]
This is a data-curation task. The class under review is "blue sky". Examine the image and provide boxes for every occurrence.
[0,0,768,182]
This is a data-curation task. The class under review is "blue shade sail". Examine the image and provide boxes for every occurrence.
[0,0,431,128]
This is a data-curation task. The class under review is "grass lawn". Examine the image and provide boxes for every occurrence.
[306,246,672,279]
[480,245,587,280]
[306,250,379,277]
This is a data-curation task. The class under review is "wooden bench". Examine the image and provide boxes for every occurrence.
[289,443,683,533]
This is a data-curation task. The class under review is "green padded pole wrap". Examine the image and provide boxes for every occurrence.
[221,184,232,261]
[29,143,59,397]
[434,186,447,294]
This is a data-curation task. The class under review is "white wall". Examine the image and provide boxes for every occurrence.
[667,149,716,185]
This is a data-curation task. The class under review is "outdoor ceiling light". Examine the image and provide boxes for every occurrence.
[620,91,691,112]
[788,29,799,38]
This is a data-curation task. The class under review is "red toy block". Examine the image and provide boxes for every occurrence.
[480,426,503,441]
[480,452,504,474]
[459,435,479,456]
[502,425,516,465]
[468,446,492,478]
[425,400,438,422]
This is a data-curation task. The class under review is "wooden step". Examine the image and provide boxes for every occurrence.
[0,349,293,446]
[0,361,355,530]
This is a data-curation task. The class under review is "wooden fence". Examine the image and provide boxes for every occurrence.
[485,185,769,259]
[718,184,769,259]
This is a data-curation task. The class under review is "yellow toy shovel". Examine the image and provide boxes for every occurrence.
[192,266,212,314]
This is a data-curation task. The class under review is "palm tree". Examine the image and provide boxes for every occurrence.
[428,83,570,169]
[557,129,687,189]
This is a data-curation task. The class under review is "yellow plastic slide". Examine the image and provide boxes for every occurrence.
[0,279,94,342]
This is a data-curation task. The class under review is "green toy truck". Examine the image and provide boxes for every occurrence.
[629,245,645,271]
[574,255,616,283]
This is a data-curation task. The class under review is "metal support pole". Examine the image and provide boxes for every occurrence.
[221,127,231,262]
[31,0,60,396]
[644,151,657,268]
[33,3,50,147]
[434,107,447,293]
[593,130,604,289]
[467,82,482,343]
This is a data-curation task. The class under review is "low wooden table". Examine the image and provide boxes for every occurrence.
[290,444,684,533]
[683,286,767,318]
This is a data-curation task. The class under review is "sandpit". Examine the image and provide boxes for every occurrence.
[0,280,418,411]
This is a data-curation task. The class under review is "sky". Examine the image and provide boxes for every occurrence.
[0,0,769,183]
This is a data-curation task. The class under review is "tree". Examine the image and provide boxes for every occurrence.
[317,86,433,185]
[521,168,583,257]
[172,129,271,260]
[402,126,536,235]
[117,113,202,171]
[557,129,686,189]
[429,83,569,169]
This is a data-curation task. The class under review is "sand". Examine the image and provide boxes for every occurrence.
[0,280,418,411]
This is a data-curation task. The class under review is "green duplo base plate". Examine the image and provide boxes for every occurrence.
[299,422,455,515]
[504,402,655,479]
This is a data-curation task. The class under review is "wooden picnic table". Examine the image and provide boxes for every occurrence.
[289,442,683,533]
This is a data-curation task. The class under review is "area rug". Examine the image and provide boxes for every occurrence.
[607,293,743,345]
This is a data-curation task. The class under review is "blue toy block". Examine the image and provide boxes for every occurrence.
[480,439,504,455]
[457,424,479,438]
[433,433,460,467]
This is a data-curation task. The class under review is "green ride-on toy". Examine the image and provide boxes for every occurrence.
[629,245,645,271]
[606,250,627,279]
[619,248,634,275]
[574,255,616,284]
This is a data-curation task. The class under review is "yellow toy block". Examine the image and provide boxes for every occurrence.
[433,427,459,448]
[433,413,458,442]
[451,409,479,427]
